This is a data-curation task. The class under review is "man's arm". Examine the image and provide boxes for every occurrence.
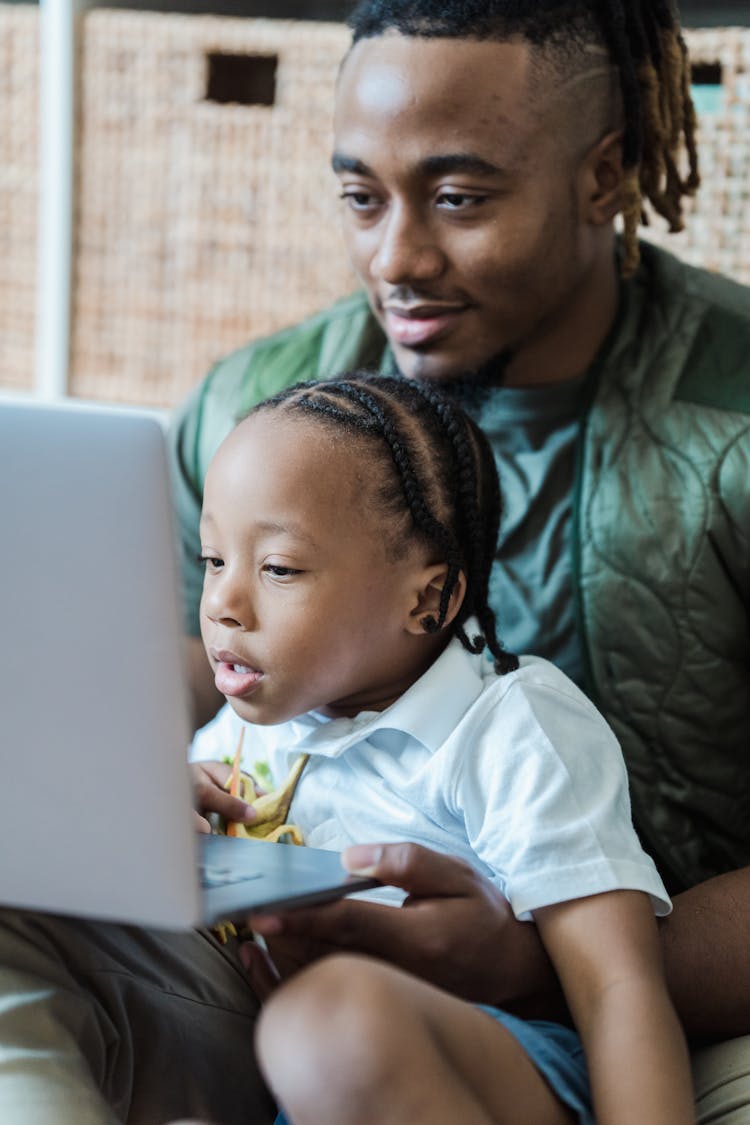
[250,843,750,1040]
[661,865,750,1040]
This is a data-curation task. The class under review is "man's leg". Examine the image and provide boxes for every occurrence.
[256,954,576,1125]
[693,1036,750,1125]
[0,908,276,1125]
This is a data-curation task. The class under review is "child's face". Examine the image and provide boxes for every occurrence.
[199,411,443,725]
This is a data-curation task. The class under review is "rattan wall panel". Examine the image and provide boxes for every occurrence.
[638,27,750,283]
[69,11,354,406]
[1,14,747,406]
[0,5,39,392]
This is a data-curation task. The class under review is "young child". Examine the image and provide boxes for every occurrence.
[190,373,694,1125]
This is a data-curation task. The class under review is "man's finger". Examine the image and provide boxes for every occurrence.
[249,843,489,975]
[238,940,280,1002]
[250,843,481,945]
[250,895,414,953]
[343,841,481,898]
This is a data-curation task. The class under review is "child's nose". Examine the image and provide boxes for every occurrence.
[204,576,256,630]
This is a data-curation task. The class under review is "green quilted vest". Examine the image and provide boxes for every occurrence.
[170,243,750,893]
[574,244,750,892]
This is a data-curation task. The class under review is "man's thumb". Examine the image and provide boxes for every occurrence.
[343,841,476,898]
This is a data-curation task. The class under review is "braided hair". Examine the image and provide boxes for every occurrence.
[347,0,700,278]
[251,372,519,676]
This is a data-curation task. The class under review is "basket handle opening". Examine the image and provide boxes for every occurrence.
[205,52,278,107]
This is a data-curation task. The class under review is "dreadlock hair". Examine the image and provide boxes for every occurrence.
[251,372,519,676]
[347,0,700,278]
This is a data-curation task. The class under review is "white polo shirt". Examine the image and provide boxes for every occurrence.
[190,639,670,920]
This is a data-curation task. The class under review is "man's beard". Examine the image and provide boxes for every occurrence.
[395,347,514,409]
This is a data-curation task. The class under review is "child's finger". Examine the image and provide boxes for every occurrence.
[200,786,256,823]
[193,810,212,834]
[199,759,267,800]
[197,760,234,787]
[190,760,257,823]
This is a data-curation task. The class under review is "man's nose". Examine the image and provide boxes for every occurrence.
[370,203,445,285]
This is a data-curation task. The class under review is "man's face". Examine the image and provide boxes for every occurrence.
[333,34,598,383]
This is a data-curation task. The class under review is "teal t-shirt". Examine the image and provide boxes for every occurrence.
[459,377,587,686]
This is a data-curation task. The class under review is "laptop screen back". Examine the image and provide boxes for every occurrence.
[0,401,202,926]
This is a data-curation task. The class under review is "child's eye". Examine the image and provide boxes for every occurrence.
[263,564,301,578]
[198,554,223,571]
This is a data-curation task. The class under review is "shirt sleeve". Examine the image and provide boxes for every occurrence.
[454,674,671,920]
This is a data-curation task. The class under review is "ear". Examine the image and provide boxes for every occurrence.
[404,563,467,637]
[578,129,626,226]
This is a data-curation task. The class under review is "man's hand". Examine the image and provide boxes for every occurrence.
[189,761,259,834]
[249,842,564,1016]
[249,847,750,1038]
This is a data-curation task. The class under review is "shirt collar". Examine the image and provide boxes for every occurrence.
[288,632,489,758]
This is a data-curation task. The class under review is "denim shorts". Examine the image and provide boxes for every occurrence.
[273,1004,591,1124]
[476,1004,593,1124]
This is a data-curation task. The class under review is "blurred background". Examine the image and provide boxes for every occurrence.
[1,0,748,410]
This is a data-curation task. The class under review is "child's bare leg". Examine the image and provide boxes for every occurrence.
[256,954,575,1125]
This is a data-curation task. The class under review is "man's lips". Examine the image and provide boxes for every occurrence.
[382,304,469,348]
[210,648,264,699]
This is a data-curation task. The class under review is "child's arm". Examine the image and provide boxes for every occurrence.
[535,889,694,1125]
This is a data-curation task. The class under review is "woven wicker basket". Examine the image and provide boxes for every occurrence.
[637,27,750,281]
[69,11,354,406]
[0,11,748,405]
[0,5,40,393]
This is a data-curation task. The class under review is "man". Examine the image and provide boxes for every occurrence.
[172,0,750,1107]
[0,1,747,1122]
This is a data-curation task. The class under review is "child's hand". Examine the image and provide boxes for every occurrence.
[190,760,259,834]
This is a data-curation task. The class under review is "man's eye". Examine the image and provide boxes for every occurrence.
[339,189,379,212]
[437,192,487,210]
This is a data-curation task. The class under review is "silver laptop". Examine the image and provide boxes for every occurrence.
[0,399,378,929]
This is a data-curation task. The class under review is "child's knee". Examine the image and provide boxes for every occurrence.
[258,955,385,1044]
[256,954,404,1095]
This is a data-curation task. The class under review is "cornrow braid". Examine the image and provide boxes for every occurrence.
[331,382,460,574]
[348,0,701,278]
[256,374,520,676]
[399,380,517,675]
